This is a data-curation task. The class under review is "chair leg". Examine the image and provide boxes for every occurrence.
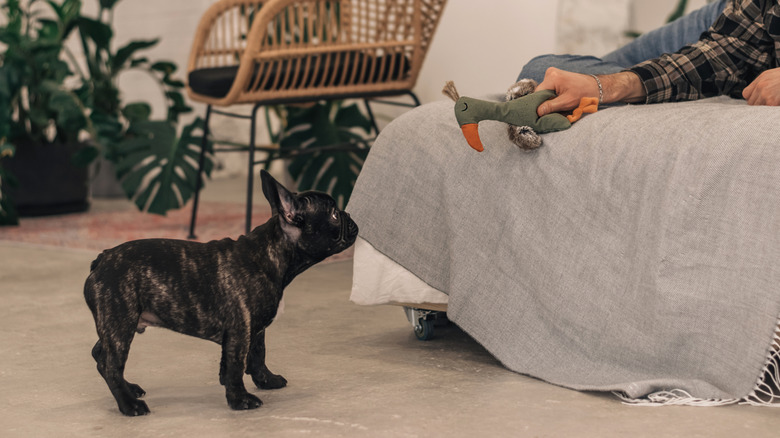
[406,90,421,107]
[362,92,421,137]
[363,99,380,136]
[245,103,262,235]
[188,104,212,240]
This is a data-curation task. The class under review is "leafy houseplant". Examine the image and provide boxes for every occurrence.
[268,100,372,209]
[0,0,89,223]
[0,0,212,225]
[256,3,373,209]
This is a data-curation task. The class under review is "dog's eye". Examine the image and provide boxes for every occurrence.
[331,210,339,221]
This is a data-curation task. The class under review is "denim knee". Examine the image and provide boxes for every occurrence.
[518,54,564,83]
[517,54,624,83]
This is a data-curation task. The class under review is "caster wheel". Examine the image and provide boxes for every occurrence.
[414,318,435,341]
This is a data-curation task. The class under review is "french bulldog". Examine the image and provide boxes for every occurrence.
[83,170,358,416]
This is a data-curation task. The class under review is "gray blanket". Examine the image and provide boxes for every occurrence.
[347,95,780,403]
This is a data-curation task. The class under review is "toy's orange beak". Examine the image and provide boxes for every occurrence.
[460,123,484,152]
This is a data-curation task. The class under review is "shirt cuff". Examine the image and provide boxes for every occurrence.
[626,61,674,104]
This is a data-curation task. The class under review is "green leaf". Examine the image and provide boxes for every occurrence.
[112,39,159,70]
[666,0,688,23]
[114,118,213,215]
[129,57,149,67]
[71,144,99,166]
[90,111,121,133]
[99,0,120,10]
[150,61,176,74]
[77,16,113,51]
[48,88,87,133]
[279,101,371,208]
[48,0,82,31]
[122,102,152,123]
[38,19,61,42]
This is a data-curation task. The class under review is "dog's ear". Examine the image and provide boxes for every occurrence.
[260,170,302,227]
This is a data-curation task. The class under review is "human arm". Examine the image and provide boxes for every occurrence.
[629,0,778,103]
[535,68,646,117]
[538,0,779,114]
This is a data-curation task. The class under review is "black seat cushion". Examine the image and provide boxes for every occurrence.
[189,53,411,99]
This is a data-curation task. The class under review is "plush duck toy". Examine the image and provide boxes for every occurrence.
[442,79,598,151]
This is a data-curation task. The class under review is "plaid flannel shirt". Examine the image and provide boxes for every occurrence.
[629,0,780,103]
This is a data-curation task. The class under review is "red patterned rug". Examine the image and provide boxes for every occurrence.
[0,201,353,262]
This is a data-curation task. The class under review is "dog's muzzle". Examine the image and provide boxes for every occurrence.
[338,212,358,245]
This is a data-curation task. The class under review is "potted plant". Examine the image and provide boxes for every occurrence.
[0,0,90,223]
[0,0,212,225]
[267,101,372,209]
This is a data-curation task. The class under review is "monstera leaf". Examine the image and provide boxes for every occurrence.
[279,101,371,208]
[114,118,213,215]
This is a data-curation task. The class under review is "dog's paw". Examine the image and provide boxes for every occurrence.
[506,78,538,101]
[126,382,146,398]
[227,392,263,410]
[252,372,288,390]
[118,398,150,417]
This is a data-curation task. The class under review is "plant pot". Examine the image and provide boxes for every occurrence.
[90,157,125,198]
[2,141,90,216]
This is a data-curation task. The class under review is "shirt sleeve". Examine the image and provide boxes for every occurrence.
[628,0,777,103]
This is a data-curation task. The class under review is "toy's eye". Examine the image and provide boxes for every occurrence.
[461,102,469,112]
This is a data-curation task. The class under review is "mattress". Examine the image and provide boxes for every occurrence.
[350,237,448,307]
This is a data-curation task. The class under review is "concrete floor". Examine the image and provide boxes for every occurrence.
[2,177,780,437]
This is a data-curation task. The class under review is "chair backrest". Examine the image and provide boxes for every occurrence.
[187,0,447,106]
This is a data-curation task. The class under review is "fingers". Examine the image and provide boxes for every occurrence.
[742,68,780,106]
[742,80,755,103]
[534,67,599,117]
[537,96,567,117]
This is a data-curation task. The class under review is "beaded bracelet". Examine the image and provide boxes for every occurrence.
[590,74,603,104]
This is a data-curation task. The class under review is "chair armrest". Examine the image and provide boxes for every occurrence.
[188,0,444,106]
[187,0,269,73]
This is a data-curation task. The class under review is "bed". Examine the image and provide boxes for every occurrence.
[346,94,780,406]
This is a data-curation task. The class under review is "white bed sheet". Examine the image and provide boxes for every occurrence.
[350,237,448,306]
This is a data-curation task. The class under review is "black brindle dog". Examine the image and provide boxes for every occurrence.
[84,170,358,416]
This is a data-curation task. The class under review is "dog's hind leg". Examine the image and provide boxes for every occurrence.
[95,323,150,416]
[246,330,287,390]
[92,340,145,399]
[221,329,262,410]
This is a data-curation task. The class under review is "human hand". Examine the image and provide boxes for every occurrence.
[535,67,599,117]
[742,68,780,106]
[535,68,646,117]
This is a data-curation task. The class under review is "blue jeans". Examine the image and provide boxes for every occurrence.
[518,0,728,83]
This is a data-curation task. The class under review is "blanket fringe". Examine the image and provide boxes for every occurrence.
[741,328,780,406]
[614,389,739,407]
[617,319,780,407]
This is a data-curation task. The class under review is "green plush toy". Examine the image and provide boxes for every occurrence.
[442,79,598,151]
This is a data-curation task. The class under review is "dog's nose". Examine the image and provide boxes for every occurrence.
[347,217,358,235]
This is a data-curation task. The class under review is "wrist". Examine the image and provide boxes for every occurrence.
[597,71,646,104]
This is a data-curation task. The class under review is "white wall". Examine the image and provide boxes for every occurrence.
[89,0,560,175]
[632,0,710,34]
[416,1,558,103]
[102,0,558,108]
[75,0,715,176]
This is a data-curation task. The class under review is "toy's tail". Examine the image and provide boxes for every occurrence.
[442,81,460,102]
[442,81,484,152]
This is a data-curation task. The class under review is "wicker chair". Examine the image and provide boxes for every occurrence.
[186,0,447,238]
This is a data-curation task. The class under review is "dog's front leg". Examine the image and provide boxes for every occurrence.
[220,330,262,410]
[247,330,287,389]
